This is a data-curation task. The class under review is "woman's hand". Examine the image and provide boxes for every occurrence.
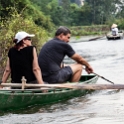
[0,81,3,89]
[0,86,3,89]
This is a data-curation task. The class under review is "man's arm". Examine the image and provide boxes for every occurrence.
[71,53,93,74]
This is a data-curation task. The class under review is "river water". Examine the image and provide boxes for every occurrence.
[0,37,124,124]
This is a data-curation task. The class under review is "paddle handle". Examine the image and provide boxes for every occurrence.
[82,66,114,84]
[93,72,114,84]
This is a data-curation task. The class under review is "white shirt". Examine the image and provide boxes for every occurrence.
[111,28,118,35]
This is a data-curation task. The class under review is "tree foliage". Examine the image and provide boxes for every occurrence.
[0,0,54,31]
[29,0,124,26]
[85,0,124,24]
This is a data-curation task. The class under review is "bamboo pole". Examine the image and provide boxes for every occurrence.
[1,76,124,90]
[1,83,124,90]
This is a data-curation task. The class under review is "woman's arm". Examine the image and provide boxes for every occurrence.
[2,58,11,83]
[32,47,44,84]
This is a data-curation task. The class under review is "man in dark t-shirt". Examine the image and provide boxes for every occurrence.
[38,26,94,84]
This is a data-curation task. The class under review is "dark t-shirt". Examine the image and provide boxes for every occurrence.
[8,46,36,83]
[38,38,75,77]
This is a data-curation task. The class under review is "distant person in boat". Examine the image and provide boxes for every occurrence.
[111,23,118,36]
[0,31,44,89]
[38,26,93,84]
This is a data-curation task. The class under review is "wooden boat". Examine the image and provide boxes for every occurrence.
[106,31,124,40]
[0,75,98,111]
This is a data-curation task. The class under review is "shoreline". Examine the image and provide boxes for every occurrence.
[70,35,105,43]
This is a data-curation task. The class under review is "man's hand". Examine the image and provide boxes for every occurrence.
[85,66,94,74]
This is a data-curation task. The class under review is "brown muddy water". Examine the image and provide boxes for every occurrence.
[0,36,124,124]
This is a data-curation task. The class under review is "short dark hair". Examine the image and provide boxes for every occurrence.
[55,26,71,36]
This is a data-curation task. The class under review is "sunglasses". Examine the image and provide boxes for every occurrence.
[24,37,32,41]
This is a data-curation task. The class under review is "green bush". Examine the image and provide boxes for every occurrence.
[70,25,109,36]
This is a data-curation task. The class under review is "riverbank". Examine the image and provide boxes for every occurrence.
[70,35,106,43]
[70,25,109,36]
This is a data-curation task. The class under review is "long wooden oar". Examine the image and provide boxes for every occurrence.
[71,84,124,90]
[93,72,114,84]
[0,83,74,89]
[82,67,115,84]
[1,83,124,90]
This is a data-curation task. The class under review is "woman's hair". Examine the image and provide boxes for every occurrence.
[55,26,71,36]
[13,39,24,49]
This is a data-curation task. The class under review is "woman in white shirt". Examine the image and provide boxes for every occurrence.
[111,24,118,36]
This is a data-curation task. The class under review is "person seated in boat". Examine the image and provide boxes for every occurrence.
[111,24,118,36]
[38,26,94,84]
[0,31,44,89]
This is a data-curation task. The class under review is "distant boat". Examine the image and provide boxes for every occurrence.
[106,30,124,40]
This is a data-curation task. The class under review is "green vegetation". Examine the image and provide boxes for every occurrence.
[0,0,124,72]
[70,25,109,36]
[30,0,124,26]
[0,0,53,72]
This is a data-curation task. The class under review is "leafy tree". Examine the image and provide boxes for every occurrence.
[31,0,76,26]
[85,0,123,24]
[59,0,71,25]
[77,3,91,25]
[30,0,52,15]
[0,0,54,31]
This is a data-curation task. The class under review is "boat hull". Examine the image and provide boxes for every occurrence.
[106,31,124,40]
[0,75,98,111]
